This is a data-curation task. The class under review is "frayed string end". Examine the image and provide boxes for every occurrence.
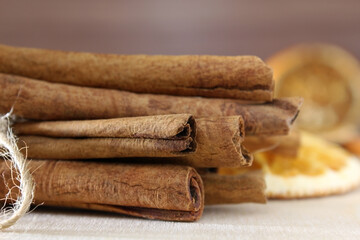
[0,112,34,230]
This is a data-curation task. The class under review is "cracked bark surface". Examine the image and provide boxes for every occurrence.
[0,160,204,222]
[13,115,251,168]
[0,74,302,136]
[201,171,266,205]
[0,44,273,101]
[166,116,253,167]
[14,114,196,159]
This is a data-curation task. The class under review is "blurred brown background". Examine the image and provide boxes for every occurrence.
[0,0,359,59]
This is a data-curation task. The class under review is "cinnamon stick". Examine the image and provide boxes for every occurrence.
[0,44,274,101]
[45,171,267,208]
[14,116,252,168]
[173,116,252,167]
[201,171,266,205]
[14,114,195,139]
[0,160,204,222]
[117,116,252,167]
[0,74,302,136]
[15,114,196,159]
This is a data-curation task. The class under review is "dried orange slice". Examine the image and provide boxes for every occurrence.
[218,132,360,198]
[257,132,360,198]
[267,44,360,143]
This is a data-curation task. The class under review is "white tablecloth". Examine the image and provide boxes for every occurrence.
[2,188,360,240]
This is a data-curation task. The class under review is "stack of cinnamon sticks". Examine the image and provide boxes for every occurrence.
[0,44,302,221]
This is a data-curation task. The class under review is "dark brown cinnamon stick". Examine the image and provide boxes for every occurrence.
[201,171,266,205]
[0,74,302,136]
[0,160,204,222]
[0,44,274,101]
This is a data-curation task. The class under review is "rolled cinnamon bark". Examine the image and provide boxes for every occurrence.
[14,114,195,139]
[14,116,251,168]
[46,171,267,208]
[201,171,266,205]
[18,136,195,159]
[0,160,204,222]
[175,116,252,167]
[0,74,302,136]
[0,44,273,101]
[15,114,196,159]
[118,116,252,167]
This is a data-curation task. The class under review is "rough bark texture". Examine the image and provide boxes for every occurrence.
[14,116,251,168]
[14,114,195,140]
[201,171,267,205]
[0,74,302,136]
[18,136,195,159]
[16,115,196,159]
[175,116,253,167]
[0,44,274,101]
[0,160,204,222]
[244,130,300,157]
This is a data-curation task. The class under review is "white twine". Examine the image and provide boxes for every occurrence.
[0,112,34,230]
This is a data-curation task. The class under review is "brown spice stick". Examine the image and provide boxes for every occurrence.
[0,74,302,136]
[0,160,204,222]
[18,136,195,159]
[116,116,252,167]
[46,170,267,208]
[36,201,202,222]
[14,116,251,168]
[15,114,196,159]
[0,44,274,101]
[244,130,300,157]
[14,114,195,139]
[174,116,252,167]
[201,171,266,205]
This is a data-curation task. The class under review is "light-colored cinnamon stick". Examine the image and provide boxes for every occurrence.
[120,116,252,167]
[0,44,273,101]
[18,136,195,159]
[15,114,196,159]
[14,114,195,139]
[0,160,204,222]
[45,170,267,208]
[14,116,252,168]
[0,74,302,136]
[201,171,266,205]
[175,116,252,167]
